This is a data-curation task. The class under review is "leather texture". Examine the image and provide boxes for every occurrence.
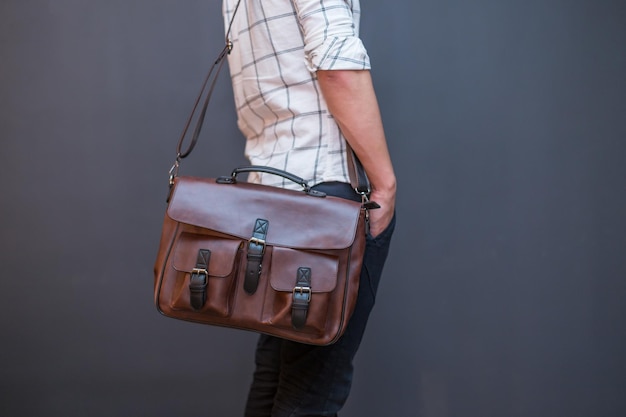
[154,175,366,345]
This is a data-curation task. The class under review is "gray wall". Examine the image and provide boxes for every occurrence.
[1,1,624,416]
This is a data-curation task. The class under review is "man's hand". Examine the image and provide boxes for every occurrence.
[368,187,396,238]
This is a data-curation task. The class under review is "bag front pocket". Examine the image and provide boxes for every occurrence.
[263,247,339,335]
[169,232,242,317]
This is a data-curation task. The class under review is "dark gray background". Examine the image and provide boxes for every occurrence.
[1,1,625,416]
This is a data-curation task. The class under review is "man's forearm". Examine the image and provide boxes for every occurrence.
[317,69,396,196]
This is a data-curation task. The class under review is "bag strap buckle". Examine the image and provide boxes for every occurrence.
[291,267,312,329]
[189,250,210,311]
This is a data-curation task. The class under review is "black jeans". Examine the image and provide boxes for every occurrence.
[244,182,396,417]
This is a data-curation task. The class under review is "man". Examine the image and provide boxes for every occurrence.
[222,1,396,415]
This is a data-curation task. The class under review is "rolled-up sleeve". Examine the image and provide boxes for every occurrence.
[292,0,371,71]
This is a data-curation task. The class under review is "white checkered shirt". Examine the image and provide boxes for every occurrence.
[222,0,371,189]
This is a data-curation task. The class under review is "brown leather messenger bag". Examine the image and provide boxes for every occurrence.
[153,1,377,345]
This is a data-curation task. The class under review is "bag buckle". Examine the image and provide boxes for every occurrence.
[248,237,266,255]
[291,267,312,329]
[189,250,210,310]
[292,286,312,302]
[244,220,269,294]
[191,267,208,276]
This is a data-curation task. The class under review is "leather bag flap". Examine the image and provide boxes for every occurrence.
[167,176,362,250]
[269,247,338,293]
[172,232,241,277]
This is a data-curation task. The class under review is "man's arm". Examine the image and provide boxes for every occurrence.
[317,69,396,237]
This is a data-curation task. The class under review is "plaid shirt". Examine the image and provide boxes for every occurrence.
[223,0,371,188]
